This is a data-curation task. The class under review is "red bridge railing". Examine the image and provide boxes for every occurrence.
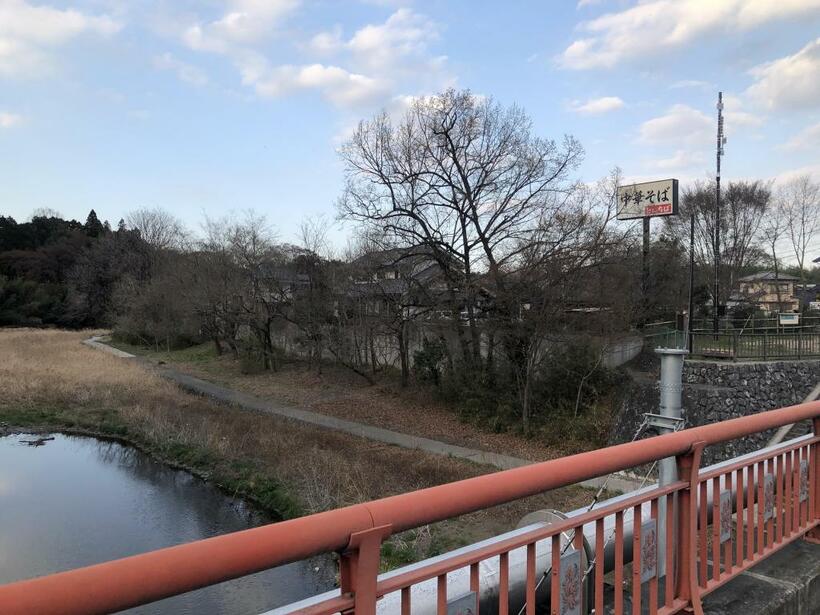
[0,401,818,615]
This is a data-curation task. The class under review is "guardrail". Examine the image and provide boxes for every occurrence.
[690,316,820,332]
[0,402,818,615]
[691,330,820,360]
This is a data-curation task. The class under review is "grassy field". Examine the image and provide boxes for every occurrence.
[110,337,600,460]
[0,328,596,568]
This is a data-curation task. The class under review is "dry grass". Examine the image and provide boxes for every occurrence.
[0,328,596,563]
[144,344,584,461]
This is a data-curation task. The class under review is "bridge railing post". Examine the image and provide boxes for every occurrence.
[675,441,705,615]
[339,524,392,615]
[807,418,820,545]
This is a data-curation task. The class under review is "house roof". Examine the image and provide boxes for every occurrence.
[737,271,799,282]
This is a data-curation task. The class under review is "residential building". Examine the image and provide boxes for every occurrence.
[731,272,800,314]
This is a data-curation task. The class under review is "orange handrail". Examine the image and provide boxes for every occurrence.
[1,400,818,615]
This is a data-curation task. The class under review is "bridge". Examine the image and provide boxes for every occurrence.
[0,400,817,614]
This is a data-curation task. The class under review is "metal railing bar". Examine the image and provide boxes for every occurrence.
[1,402,818,615]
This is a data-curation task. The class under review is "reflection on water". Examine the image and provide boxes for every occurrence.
[0,433,333,614]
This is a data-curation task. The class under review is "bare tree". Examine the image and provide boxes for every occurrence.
[780,175,820,284]
[664,179,770,298]
[723,181,771,288]
[501,170,622,431]
[760,198,789,312]
[126,207,187,251]
[339,88,584,377]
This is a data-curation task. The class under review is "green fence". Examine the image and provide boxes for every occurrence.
[690,330,820,360]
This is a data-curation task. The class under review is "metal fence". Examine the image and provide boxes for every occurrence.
[0,401,818,615]
[691,330,820,360]
[690,316,820,334]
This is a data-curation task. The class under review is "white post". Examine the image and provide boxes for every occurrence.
[655,348,687,579]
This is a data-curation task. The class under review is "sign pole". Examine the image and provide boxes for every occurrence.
[616,178,679,327]
[642,217,650,308]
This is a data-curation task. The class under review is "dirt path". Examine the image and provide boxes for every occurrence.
[87,337,643,492]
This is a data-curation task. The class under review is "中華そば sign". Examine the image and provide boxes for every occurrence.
[617,179,679,220]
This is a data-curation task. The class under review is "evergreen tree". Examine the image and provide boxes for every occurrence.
[84,209,105,238]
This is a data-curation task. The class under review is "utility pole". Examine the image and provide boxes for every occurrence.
[687,211,695,351]
[713,92,725,335]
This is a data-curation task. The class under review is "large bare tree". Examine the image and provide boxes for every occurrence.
[126,207,187,251]
[664,179,770,298]
[338,89,584,375]
[779,175,820,284]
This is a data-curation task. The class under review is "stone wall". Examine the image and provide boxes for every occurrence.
[612,358,820,466]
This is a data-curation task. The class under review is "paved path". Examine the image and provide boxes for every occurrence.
[83,336,643,492]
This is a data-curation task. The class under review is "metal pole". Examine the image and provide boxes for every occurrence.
[713,92,724,335]
[643,216,651,320]
[688,211,695,353]
[655,348,688,578]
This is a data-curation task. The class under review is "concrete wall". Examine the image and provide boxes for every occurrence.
[612,358,820,465]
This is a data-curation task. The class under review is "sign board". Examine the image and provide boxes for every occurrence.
[810,301,820,311]
[763,473,775,522]
[617,179,679,220]
[719,490,733,544]
[559,549,583,615]
[800,459,809,503]
[779,313,800,326]
[640,519,658,583]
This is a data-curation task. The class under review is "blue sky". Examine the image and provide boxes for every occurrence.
[1,0,819,245]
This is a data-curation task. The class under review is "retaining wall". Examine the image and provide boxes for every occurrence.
[612,358,820,465]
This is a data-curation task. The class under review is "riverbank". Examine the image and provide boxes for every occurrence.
[109,337,602,460]
[0,328,596,569]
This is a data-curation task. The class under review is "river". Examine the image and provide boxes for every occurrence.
[0,432,333,614]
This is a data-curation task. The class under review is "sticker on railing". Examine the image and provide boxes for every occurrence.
[800,459,809,503]
[559,548,582,615]
[447,590,477,615]
[763,473,775,521]
[719,490,733,544]
[640,519,658,583]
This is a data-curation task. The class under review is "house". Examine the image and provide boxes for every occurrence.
[731,272,800,314]
[348,247,494,321]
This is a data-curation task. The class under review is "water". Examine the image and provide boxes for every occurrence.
[0,433,333,614]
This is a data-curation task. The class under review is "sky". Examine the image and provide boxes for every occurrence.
[1,0,820,249]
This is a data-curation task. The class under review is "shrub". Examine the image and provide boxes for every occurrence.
[412,337,448,385]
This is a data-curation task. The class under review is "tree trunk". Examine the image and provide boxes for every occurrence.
[369,332,378,375]
[398,322,409,387]
[212,336,224,356]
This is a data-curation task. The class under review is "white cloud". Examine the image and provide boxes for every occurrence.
[652,149,705,171]
[773,163,820,184]
[670,80,711,90]
[183,0,300,53]
[746,38,820,111]
[181,6,449,109]
[243,61,388,107]
[0,0,120,77]
[559,0,820,69]
[779,121,820,151]
[639,104,712,146]
[569,95,624,115]
[308,25,343,55]
[153,52,208,86]
[722,94,764,131]
[0,111,23,128]
[343,8,442,74]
